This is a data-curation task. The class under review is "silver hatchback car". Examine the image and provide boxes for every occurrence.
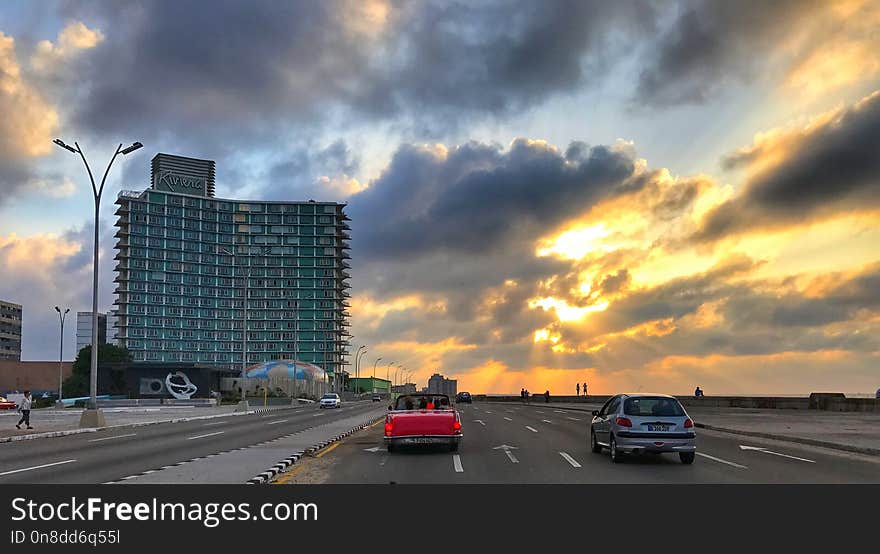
[590,394,696,464]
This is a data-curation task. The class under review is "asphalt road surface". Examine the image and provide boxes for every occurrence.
[0,401,380,484]
[280,402,880,484]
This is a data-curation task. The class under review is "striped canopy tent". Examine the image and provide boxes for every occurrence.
[244,360,327,382]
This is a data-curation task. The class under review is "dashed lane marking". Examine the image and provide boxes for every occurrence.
[453,454,464,473]
[559,452,582,468]
[0,459,76,477]
[186,431,225,440]
[696,452,748,469]
[503,417,513,421]
[525,426,538,433]
[88,433,136,443]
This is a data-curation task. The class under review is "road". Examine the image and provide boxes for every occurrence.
[0,401,380,484]
[279,402,880,484]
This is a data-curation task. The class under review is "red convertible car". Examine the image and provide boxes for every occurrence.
[384,394,462,452]
[0,396,17,410]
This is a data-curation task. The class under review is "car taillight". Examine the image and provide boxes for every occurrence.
[684,418,694,428]
[452,421,462,432]
[384,422,393,436]
[615,417,633,427]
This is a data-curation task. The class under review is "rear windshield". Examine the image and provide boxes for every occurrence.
[394,395,450,410]
[322,394,338,399]
[623,397,685,417]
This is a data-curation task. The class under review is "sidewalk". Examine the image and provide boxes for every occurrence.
[486,400,880,456]
[0,403,294,442]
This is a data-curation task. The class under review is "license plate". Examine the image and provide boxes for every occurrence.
[403,438,435,444]
[647,425,670,432]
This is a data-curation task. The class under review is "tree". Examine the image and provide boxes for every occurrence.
[63,344,132,398]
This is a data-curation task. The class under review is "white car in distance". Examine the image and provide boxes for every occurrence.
[319,393,342,409]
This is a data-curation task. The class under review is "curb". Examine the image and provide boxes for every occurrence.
[246,414,385,484]
[0,405,302,444]
[694,422,880,457]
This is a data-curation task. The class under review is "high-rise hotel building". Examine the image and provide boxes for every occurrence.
[112,154,351,377]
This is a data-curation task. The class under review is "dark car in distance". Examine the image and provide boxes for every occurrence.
[456,392,472,403]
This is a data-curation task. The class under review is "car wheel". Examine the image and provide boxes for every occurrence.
[610,435,623,463]
[590,430,602,453]
[450,442,459,452]
[680,452,695,464]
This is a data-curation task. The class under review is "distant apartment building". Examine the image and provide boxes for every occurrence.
[0,300,22,361]
[427,373,457,398]
[112,153,351,378]
[76,312,107,354]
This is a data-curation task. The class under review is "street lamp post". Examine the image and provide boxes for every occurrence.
[354,345,366,395]
[54,306,69,407]
[54,138,142,428]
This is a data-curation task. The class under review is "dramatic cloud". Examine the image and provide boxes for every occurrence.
[348,139,638,261]
[2,1,880,394]
[696,90,880,241]
[633,0,880,107]
[0,32,59,200]
[57,0,655,146]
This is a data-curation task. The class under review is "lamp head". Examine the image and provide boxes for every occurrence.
[120,141,143,155]
[53,139,78,154]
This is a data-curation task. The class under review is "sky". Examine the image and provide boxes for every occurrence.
[1,0,879,395]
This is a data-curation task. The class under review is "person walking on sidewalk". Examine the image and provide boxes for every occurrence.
[16,390,33,430]
[583,382,588,396]
[576,383,580,396]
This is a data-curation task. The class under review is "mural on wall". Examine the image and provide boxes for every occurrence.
[165,371,198,399]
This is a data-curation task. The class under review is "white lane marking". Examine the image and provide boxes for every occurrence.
[473,419,486,426]
[0,459,76,477]
[506,410,514,413]
[503,416,513,421]
[186,431,225,440]
[696,452,748,469]
[559,452,582,468]
[542,419,553,424]
[267,419,289,425]
[485,411,493,414]
[536,411,545,414]
[313,413,323,417]
[203,421,227,426]
[493,444,519,464]
[739,445,816,463]
[364,446,382,452]
[379,455,389,467]
[553,410,568,414]
[525,426,538,433]
[567,417,581,421]
[88,433,136,443]
[453,454,464,473]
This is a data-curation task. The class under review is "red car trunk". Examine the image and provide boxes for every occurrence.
[388,410,457,437]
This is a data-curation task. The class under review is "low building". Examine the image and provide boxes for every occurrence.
[392,383,417,394]
[0,300,22,362]
[427,372,457,397]
[76,311,107,354]
[347,377,390,395]
[0,361,73,395]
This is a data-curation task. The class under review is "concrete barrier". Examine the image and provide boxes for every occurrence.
[475,393,879,412]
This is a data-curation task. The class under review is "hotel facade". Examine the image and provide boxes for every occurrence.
[112,154,351,378]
